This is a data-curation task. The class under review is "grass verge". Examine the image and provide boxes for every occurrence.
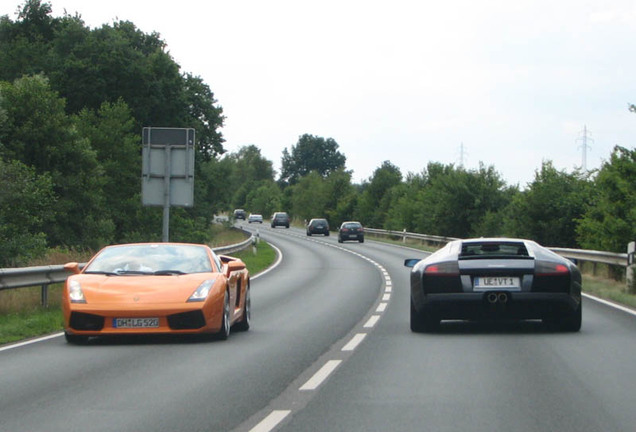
[582,275,636,309]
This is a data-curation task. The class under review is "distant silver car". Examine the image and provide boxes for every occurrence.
[248,214,263,223]
[405,237,582,332]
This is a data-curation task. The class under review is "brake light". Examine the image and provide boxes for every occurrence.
[425,261,459,275]
[535,261,569,276]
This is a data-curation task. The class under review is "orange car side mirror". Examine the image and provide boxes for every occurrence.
[64,262,81,274]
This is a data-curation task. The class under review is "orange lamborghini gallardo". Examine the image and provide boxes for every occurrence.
[62,243,250,344]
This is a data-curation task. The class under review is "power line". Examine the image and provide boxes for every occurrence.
[576,125,593,173]
[458,142,467,168]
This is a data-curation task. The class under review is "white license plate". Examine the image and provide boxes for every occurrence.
[474,276,520,291]
[349,234,357,238]
[113,317,159,328]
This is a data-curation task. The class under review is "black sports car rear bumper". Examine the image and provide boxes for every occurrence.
[413,291,580,321]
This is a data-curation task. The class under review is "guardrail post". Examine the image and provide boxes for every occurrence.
[403,229,406,244]
[627,241,636,294]
[41,284,48,308]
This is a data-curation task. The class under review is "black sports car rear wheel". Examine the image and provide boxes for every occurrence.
[410,301,439,332]
[544,302,582,332]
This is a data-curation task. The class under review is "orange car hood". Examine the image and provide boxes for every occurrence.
[73,273,217,304]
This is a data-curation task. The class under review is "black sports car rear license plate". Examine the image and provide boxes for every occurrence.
[474,276,520,291]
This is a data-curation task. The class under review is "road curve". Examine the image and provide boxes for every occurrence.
[0,226,383,432]
[3,226,636,432]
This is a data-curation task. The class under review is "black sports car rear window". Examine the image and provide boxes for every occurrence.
[460,242,529,259]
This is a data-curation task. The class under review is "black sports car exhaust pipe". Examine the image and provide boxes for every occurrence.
[486,292,509,304]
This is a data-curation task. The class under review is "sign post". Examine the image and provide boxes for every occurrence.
[141,127,195,241]
[627,241,636,294]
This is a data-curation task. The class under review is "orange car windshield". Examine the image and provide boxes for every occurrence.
[84,244,214,275]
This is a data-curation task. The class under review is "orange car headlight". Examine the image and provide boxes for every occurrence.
[188,278,217,302]
[68,280,87,303]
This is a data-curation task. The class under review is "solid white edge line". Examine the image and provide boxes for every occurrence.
[342,333,366,351]
[0,332,63,352]
[583,292,636,317]
[249,410,291,432]
[251,242,283,280]
[299,360,342,391]
[364,315,381,328]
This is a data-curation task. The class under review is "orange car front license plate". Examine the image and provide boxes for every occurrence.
[113,317,159,328]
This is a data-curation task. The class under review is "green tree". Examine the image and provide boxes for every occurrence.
[355,161,402,228]
[288,171,329,221]
[502,161,591,247]
[0,155,55,266]
[577,146,636,252]
[2,2,226,161]
[73,99,142,242]
[279,134,346,185]
[394,162,508,238]
[0,74,112,248]
[245,181,283,217]
[0,0,56,81]
[227,145,276,209]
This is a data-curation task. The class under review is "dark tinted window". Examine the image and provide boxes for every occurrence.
[460,241,528,258]
[342,222,362,229]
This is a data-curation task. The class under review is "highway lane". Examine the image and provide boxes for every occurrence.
[0,228,383,432]
[259,231,636,432]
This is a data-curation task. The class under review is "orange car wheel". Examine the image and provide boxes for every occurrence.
[216,290,231,340]
[233,285,251,332]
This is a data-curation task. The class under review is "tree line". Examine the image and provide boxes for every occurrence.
[1,0,634,267]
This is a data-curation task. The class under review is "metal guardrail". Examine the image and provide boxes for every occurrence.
[549,247,627,267]
[364,228,629,267]
[0,233,255,306]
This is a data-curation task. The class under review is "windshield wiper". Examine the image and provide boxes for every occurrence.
[114,270,154,275]
[83,270,119,276]
[153,270,186,276]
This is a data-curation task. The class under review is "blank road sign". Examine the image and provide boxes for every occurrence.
[141,127,195,207]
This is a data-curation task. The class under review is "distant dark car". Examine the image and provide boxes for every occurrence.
[404,237,582,332]
[233,209,246,220]
[271,212,290,228]
[306,218,330,236]
[338,221,364,243]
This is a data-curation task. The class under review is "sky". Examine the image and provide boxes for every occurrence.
[4,0,636,186]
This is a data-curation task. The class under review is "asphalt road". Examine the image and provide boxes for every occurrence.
[2,225,636,432]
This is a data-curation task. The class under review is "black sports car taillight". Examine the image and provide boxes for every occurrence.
[425,261,459,276]
[534,260,570,292]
